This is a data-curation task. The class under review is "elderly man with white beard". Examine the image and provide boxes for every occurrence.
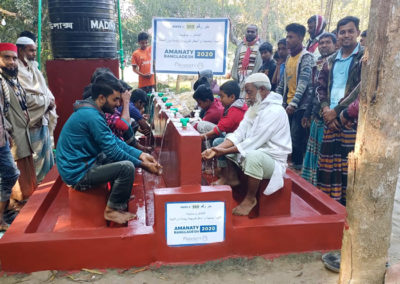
[202,73,292,216]
[16,34,58,183]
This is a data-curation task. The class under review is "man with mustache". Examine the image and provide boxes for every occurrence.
[231,25,263,91]
[306,15,327,59]
[316,16,364,273]
[202,73,291,216]
[0,42,36,210]
[301,32,337,186]
[16,33,58,183]
[0,43,21,231]
[57,73,161,225]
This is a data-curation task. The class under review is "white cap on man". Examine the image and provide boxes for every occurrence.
[16,37,36,46]
[244,73,271,91]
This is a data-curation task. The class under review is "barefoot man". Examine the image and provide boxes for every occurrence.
[202,73,291,216]
[57,73,161,224]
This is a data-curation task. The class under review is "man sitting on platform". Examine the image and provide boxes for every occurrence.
[202,73,291,216]
[192,84,224,133]
[200,80,247,142]
[57,75,161,225]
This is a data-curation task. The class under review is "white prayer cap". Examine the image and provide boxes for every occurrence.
[244,73,271,91]
[16,36,36,46]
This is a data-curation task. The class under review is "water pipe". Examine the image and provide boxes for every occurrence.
[37,0,42,70]
[117,0,124,79]
[170,108,178,117]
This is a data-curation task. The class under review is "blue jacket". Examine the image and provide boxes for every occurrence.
[56,98,142,185]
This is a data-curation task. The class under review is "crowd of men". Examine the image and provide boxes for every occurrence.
[0,30,162,229]
[198,14,366,272]
[0,32,57,231]
[0,15,366,269]
[198,15,366,213]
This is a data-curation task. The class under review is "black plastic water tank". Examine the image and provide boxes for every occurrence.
[48,0,117,59]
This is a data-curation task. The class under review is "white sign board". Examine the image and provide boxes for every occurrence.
[165,201,226,246]
[152,18,229,75]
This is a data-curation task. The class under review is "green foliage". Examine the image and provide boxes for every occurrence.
[122,0,240,59]
[1,0,371,71]
[121,0,371,58]
[0,0,52,72]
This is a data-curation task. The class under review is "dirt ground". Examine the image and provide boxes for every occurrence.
[1,175,399,283]
[0,253,339,284]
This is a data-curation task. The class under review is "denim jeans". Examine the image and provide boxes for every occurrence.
[0,142,20,202]
[73,155,135,210]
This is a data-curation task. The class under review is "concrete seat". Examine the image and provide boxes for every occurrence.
[250,177,292,218]
[68,185,109,228]
[233,174,292,218]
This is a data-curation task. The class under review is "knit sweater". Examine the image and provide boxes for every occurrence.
[276,49,314,111]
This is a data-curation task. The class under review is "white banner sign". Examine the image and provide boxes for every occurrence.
[152,18,229,75]
[165,201,226,246]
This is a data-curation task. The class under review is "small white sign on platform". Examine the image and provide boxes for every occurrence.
[152,18,229,75]
[165,201,226,246]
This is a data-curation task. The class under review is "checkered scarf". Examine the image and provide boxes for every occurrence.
[1,72,28,119]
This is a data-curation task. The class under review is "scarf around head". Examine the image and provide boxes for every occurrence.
[241,36,259,72]
[307,15,326,53]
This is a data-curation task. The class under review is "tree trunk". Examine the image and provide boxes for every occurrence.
[339,0,400,283]
[260,0,270,42]
[324,0,334,31]
[176,75,182,93]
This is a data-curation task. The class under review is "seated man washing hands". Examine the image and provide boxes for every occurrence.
[57,73,161,225]
[202,73,291,216]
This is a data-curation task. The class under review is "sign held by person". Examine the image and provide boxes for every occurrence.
[152,18,229,75]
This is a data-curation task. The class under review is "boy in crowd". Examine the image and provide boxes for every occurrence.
[200,80,247,142]
[271,39,289,88]
[258,42,277,90]
[360,30,367,46]
[119,88,152,138]
[192,84,224,132]
[276,23,314,172]
[132,32,155,94]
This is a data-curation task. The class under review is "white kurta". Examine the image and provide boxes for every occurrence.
[227,91,292,195]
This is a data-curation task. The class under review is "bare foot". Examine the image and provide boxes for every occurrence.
[104,207,135,224]
[0,219,9,232]
[211,177,227,185]
[227,177,240,187]
[121,211,137,221]
[232,198,257,216]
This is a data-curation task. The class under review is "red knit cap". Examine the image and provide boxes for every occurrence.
[0,43,18,53]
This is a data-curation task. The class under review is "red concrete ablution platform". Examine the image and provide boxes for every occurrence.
[0,63,346,272]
